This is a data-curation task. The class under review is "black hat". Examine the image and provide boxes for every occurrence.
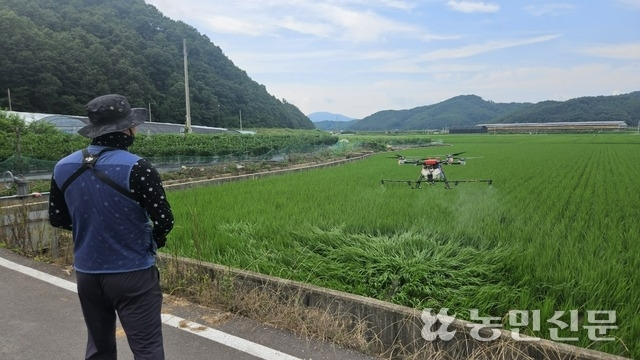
[78,94,147,138]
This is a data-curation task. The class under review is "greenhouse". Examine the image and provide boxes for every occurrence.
[478,121,628,133]
[6,111,239,135]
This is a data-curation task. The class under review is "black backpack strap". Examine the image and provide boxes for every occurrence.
[60,148,137,201]
[89,165,137,201]
[59,148,94,194]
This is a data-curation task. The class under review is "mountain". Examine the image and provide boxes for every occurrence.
[308,112,356,122]
[0,0,314,129]
[349,95,530,131]
[313,120,359,132]
[494,91,640,124]
[308,112,358,131]
[345,92,640,131]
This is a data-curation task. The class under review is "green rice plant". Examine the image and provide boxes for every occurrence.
[165,133,640,358]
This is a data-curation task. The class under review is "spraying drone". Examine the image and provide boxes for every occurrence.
[380,152,492,189]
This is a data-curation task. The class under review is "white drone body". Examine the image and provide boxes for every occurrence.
[421,166,444,180]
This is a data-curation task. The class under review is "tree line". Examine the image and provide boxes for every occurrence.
[0,112,336,167]
[0,0,314,129]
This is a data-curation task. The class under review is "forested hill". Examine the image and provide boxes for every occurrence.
[344,92,640,131]
[495,91,640,124]
[0,0,314,129]
[348,95,528,131]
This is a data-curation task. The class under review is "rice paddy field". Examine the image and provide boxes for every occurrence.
[165,133,639,358]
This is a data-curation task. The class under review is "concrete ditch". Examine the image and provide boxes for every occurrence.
[157,255,629,360]
[163,153,373,191]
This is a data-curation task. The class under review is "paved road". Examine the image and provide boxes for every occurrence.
[0,248,378,360]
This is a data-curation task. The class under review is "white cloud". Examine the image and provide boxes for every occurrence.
[466,64,640,103]
[416,34,560,62]
[313,4,419,42]
[378,0,416,10]
[203,16,269,36]
[287,62,640,117]
[346,0,417,11]
[615,0,640,9]
[279,16,336,38]
[144,0,640,118]
[171,1,432,43]
[577,43,640,60]
[524,3,575,16]
[447,1,500,13]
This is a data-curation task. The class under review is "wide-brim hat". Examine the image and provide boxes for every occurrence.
[78,94,147,138]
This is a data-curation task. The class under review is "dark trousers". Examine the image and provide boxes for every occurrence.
[76,266,164,360]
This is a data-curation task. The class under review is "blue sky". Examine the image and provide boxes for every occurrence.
[144,0,640,119]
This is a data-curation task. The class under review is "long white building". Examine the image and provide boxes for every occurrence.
[5,111,238,135]
[477,121,629,133]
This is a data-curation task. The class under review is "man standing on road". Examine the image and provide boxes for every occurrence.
[48,94,174,360]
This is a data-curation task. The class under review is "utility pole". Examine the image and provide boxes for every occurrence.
[239,110,242,131]
[7,89,12,111]
[183,39,192,133]
[15,126,22,174]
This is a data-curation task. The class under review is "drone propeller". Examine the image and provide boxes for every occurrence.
[416,152,465,160]
[391,154,423,165]
[461,156,483,160]
[391,152,474,166]
[441,152,466,161]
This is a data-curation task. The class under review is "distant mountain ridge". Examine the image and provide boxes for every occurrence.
[313,92,640,131]
[313,119,358,132]
[308,112,356,122]
[308,112,357,132]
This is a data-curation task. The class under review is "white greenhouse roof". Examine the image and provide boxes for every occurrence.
[5,111,238,135]
[478,121,628,128]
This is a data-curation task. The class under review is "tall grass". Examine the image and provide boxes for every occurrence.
[166,133,639,358]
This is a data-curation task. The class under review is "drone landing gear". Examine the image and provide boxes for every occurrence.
[450,179,493,186]
[379,178,448,189]
[380,179,414,187]
[380,178,493,189]
[414,178,449,189]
